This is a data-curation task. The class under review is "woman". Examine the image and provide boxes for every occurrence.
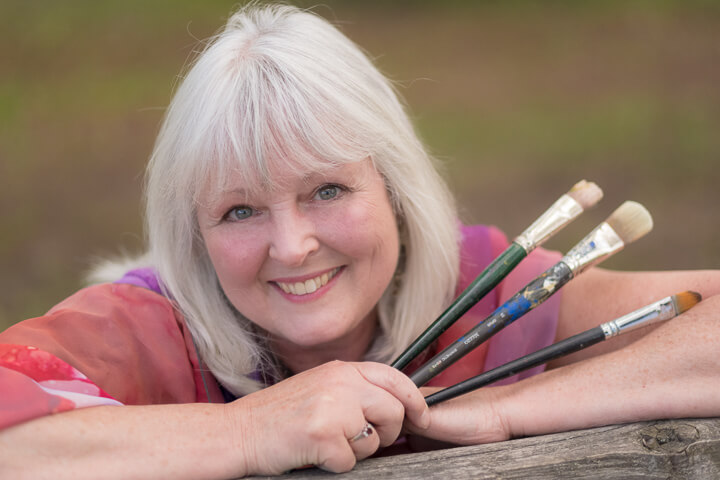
[1,4,719,478]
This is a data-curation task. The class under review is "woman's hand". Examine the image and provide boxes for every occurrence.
[229,360,430,475]
[403,386,511,448]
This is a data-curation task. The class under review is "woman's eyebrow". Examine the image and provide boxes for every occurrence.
[203,188,254,210]
[303,164,356,182]
[221,187,250,195]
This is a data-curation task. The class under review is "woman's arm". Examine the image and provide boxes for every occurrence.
[407,269,720,445]
[0,402,246,480]
[0,361,430,479]
[550,267,720,367]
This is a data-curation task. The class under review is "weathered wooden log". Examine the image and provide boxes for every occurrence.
[248,418,720,479]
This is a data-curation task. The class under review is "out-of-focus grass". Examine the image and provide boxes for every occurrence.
[1,0,719,330]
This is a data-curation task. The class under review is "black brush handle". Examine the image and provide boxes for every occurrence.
[425,326,605,406]
[409,262,573,387]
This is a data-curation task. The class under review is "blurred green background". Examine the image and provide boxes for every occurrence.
[2,0,719,330]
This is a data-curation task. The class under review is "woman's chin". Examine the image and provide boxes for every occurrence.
[274,319,361,351]
[285,328,346,349]
[265,311,377,356]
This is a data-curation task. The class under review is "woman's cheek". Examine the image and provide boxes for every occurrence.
[320,198,395,249]
[206,227,267,282]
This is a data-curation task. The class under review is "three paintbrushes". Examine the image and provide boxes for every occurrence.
[392,181,701,405]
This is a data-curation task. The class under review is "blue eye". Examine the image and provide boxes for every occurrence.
[316,185,340,200]
[226,206,254,221]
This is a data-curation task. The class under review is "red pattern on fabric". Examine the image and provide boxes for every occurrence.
[0,344,117,398]
[0,345,123,429]
[0,367,76,429]
[3,344,93,386]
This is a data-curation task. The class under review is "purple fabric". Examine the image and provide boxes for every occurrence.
[115,268,163,296]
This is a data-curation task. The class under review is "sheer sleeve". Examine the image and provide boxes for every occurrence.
[0,283,215,430]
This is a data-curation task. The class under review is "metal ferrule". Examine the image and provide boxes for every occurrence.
[560,222,624,276]
[514,195,583,252]
[600,296,676,338]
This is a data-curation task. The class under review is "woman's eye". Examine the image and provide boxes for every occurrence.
[226,206,254,221]
[315,185,341,201]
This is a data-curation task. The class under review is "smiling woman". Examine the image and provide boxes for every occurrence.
[1,3,720,479]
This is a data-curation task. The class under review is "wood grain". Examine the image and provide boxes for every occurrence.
[248,418,720,479]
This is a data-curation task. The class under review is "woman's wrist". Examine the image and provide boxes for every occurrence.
[413,385,514,446]
[497,368,593,440]
[466,385,515,444]
[222,399,258,478]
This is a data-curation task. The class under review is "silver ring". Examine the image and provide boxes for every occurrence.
[349,422,374,443]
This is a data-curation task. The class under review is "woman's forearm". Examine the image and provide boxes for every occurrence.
[0,403,248,480]
[500,294,720,438]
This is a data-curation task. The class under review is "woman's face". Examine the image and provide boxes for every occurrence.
[197,158,399,354]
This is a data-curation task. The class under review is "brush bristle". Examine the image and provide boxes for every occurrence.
[567,180,603,210]
[605,201,654,244]
[673,291,702,314]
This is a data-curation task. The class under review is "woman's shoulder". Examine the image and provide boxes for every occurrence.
[48,277,169,316]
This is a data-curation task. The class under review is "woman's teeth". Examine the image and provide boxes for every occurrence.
[277,267,340,296]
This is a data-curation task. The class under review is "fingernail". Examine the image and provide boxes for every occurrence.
[420,407,430,429]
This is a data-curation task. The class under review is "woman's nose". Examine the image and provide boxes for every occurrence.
[268,206,320,267]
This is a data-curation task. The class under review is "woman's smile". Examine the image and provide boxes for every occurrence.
[272,266,343,298]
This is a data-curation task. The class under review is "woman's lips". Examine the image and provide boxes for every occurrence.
[274,267,342,296]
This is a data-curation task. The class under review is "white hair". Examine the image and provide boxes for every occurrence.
[138,4,460,395]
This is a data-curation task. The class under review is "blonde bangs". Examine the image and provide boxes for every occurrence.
[176,29,378,205]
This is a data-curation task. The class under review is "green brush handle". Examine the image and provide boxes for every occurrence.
[391,242,528,371]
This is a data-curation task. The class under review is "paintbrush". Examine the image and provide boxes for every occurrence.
[424,291,701,406]
[391,180,603,371]
[409,201,653,387]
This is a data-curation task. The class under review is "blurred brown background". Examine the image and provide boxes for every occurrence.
[2,0,719,330]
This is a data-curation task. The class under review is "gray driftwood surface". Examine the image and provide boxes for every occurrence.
[248,418,720,479]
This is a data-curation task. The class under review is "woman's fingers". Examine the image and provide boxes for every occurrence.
[346,422,380,461]
[315,440,357,473]
[351,386,405,447]
[351,362,431,431]
[320,361,420,448]
[403,385,511,446]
